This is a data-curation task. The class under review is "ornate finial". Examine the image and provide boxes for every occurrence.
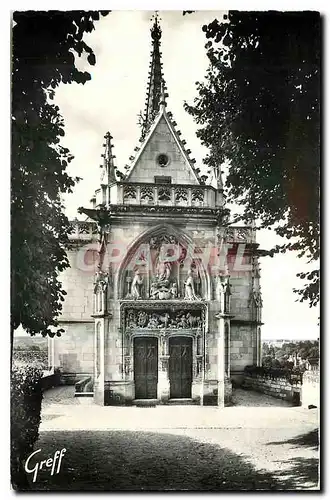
[139,12,165,141]
[150,11,162,40]
[100,131,116,184]
[160,79,167,110]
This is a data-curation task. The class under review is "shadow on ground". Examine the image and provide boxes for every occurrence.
[23,430,318,491]
[271,457,319,490]
[267,428,319,450]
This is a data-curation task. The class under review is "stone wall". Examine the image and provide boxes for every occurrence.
[301,370,320,408]
[230,324,257,375]
[243,374,301,404]
[54,322,94,380]
[60,248,95,321]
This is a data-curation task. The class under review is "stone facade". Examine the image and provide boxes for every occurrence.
[55,17,263,406]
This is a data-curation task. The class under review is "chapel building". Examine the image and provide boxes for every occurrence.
[54,17,263,406]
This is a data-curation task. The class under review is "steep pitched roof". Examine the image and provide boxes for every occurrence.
[124,14,202,185]
[125,106,201,185]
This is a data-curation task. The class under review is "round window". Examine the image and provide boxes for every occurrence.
[157,153,170,167]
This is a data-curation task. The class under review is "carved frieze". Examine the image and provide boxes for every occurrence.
[124,308,202,331]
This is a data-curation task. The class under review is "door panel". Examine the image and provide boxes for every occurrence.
[134,337,158,399]
[169,337,192,398]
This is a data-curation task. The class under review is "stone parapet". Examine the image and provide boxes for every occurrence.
[243,374,301,404]
[301,370,320,408]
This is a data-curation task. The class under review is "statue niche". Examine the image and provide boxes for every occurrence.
[125,269,144,300]
[184,269,199,300]
[149,240,179,300]
[122,233,205,301]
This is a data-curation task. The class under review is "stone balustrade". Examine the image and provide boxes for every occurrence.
[118,182,217,208]
[223,226,256,244]
[68,218,255,246]
[68,220,98,241]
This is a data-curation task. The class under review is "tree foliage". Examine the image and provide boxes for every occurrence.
[11,11,109,342]
[184,11,320,307]
[262,340,319,368]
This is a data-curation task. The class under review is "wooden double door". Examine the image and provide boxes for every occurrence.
[169,336,193,399]
[134,337,158,399]
[133,336,193,400]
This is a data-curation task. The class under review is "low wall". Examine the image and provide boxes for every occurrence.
[243,374,301,404]
[301,370,319,408]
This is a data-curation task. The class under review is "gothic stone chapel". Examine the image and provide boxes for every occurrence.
[55,17,263,406]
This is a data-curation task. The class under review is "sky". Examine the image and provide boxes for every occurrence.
[11,9,319,341]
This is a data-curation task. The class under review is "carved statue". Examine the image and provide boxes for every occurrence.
[126,310,136,328]
[158,312,170,328]
[150,281,159,300]
[215,273,222,302]
[137,311,148,328]
[156,259,172,284]
[170,281,178,299]
[186,312,194,328]
[176,313,188,328]
[131,269,143,299]
[184,270,198,300]
[147,313,160,329]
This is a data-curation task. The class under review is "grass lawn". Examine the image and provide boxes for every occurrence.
[27,429,318,491]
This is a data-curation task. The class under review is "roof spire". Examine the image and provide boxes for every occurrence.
[100,131,116,184]
[140,12,165,141]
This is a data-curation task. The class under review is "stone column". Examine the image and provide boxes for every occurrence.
[256,327,260,366]
[136,185,141,205]
[158,335,170,402]
[217,317,225,407]
[188,187,192,206]
[226,321,231,377]
[93,318,105,405]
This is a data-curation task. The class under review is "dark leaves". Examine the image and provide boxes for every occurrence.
[87,52,96,65]
[186,11,320,307]
[11,11,109,339]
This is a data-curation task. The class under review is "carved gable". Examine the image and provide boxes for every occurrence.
[127,115,200,185]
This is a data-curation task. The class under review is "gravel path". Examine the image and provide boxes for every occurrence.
[42,386,292,408]
[232,388,292,407]
[35,386,319,490]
